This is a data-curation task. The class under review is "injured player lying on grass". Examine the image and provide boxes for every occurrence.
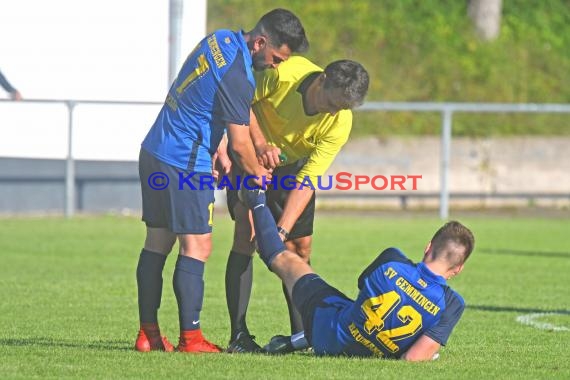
[238,187,474,361]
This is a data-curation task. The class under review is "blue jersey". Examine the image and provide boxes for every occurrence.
[142,30,255,172]
[328,248,464,358]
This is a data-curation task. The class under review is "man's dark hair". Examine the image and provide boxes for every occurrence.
[430,221,475,266]
[323,60,370,108]
[256,8,309,53]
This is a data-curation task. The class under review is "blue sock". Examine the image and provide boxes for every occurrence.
[251,203,286,268]
[136,249,167,324]
[173,255,205,331]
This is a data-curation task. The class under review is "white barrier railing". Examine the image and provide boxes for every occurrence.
[2,99,570,218]
[359,102,570,218]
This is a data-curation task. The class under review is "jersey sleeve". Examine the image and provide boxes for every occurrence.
[357,247,412,289]
[295,111,352,184]
[213,52,254,126]
[424,288,465,346]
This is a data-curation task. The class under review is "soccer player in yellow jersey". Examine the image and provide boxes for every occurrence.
[224,56,369,352]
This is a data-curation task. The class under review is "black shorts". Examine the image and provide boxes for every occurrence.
[139,148,215,234]
[226,160,316,240]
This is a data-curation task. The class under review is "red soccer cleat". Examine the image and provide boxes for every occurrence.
[135,328,175,352]
[177,329,222,353]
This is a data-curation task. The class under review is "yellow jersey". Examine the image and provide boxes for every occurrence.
[252,56,352,184]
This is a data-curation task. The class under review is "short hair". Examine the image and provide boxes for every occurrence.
[256,8,309,53]
[430,221,475,267]
[323,60,370,108]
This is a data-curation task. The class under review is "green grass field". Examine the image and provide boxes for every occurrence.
[1,214,569,379]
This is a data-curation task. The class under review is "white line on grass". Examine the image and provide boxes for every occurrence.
[516,312,570,332]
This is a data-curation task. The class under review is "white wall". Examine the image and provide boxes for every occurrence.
[0,0,206,161]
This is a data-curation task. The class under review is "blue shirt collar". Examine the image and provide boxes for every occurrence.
[417,262,447,285]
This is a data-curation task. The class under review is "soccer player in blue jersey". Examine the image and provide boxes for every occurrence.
[134,9,308,353]
[239,187,475,361]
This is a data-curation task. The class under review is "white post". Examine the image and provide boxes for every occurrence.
[65,101,76,218]
[440,108,453,219]
[168,0,184,86]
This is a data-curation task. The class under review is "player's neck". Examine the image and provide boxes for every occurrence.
[303,77,321,115]
[423,261,453,280]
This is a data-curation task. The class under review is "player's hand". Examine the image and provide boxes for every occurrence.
[252,166,272,187]
[212,151,232,183]
[256,144,282,169]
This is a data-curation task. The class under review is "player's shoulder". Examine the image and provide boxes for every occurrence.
[357,247,413,289]
[380,247,414,265]
[443,285,465,310]
[335,109,353,124]
[275,56,323,82]
[207,29,246,56]
[210,29,240,42]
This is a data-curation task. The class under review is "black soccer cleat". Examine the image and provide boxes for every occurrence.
[226,332,263,353]
[262,335,295,355]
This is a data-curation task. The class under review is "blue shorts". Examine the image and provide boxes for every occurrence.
[139,148,215,234]
[292,274,353,355]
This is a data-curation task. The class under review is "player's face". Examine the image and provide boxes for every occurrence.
[251,38,291,71]
[313,83,347,116]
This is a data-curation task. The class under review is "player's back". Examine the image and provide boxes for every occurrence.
[142,29,255,172]
[336,248,463,358]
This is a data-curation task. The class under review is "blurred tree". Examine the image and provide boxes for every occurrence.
[468,0,502,41]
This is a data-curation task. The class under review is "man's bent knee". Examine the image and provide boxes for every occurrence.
[178,233,212,261]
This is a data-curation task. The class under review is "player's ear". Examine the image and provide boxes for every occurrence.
[253,35,268,52]
[449,263,464,279]
[423,242,432,258]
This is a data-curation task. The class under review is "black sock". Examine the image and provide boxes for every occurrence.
[136,249,167,324]
[225,251,254,340]
[173,255,205,331]
[282,282,304,334]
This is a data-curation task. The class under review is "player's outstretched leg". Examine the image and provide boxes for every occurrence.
[263,332,309,355]
[238,187,286,268]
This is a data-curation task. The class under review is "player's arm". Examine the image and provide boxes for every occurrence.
[400,334,441,361]
[212,133,232,181]
[216,53,271,185]
[276,185,314,239]
[402,289,465,361]
[227,123,270,184]
[249,109,281,169]
[277,117,350,239]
